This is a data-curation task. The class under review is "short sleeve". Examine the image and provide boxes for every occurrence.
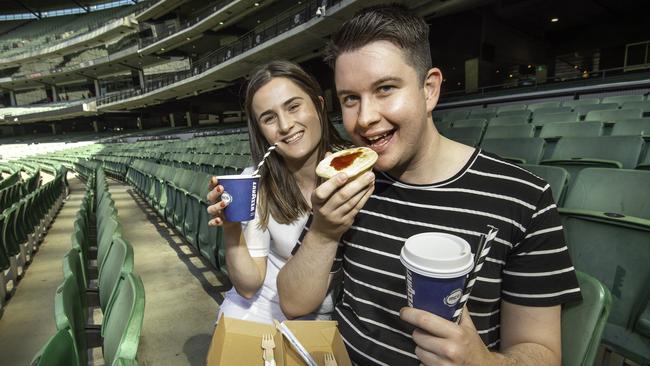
[241,208,271,258]
[501,187,582,306]
[291,213,344,274]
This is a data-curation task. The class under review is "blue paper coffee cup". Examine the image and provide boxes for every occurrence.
[400,233,474,320]
[217,174,260,222]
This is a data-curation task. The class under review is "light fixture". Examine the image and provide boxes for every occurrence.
[508,74,513,78]
[551,17,559,23]
[527,64,532,68]
[160,47,165,51]
[219,21,224,25]
[186,37,191,40]
[254,2,260,6]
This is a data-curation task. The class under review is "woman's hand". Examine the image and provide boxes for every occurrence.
[206,176,239,229]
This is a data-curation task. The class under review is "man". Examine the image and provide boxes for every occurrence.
[277,4,581,365]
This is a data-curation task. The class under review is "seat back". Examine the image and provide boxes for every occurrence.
[99,236,134,313]
[484,124,535,139]
[519,164,569,205]
[573,103,618,118]
[561,271,612,366]
[480,138,545,164]
[562,98,600,108]
[545,136,644,169]
[102,273,146,366]
[30,328,80,366]
[585,108,643,122]
[603,95,644,105]
[539,122,604,139]
[53,274,87,366]
[611,119,650,136]
[532,111,579,126]
[527,101,562,111]
[489,116,529,126]
[451,118,487,128]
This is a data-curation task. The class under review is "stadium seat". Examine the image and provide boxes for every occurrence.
[574,103,619,119]
[98,236,134,316]
[519,164,569,205]
[497,109,532,118]
[560,168,650,364]
[585,108,643,122]
[621,101,650,115]
[527,101,562,111]
[435,120,453,130]
[489,116,529,126]
[638,149,650,170]
[603,95,645,105]
[483,124,535,139]
[54,274,88,366]
[451,118,487,128]
[30,328,81,366]
[444,109,470,121]
[541,136,645,179]
[532,106,573,116]
[561,271,612,366]
[480,138,545,164]
[562,98,601,108]
[62,248,88,313]
[440,127,484,147]
[496,104,527,113]
[102,273,145,366]
[539,122,604,139]
[532,111,580,126]
[610,119,650,136]
[182,172,211,248]
[469,108,497,120]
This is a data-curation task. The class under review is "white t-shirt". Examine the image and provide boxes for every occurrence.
[217,168,338,324]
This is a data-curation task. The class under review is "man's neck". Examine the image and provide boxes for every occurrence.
[393,129,476,185]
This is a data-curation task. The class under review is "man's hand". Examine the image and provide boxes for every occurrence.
[400,307,498,366]
[310,170,375,241]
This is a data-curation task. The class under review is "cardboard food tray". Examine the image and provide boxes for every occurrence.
[206,316,351,366]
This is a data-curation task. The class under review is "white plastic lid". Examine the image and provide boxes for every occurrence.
[400,232,474,278]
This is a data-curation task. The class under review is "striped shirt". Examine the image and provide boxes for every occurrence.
[297,149,581,365]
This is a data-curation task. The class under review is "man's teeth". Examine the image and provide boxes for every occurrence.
[367,131,391,142]
[283,132,303,143]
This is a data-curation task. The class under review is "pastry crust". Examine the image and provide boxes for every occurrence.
[316,147,378,179]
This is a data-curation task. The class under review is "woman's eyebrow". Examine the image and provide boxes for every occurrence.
[283,96,303,107]
[258,97,304,119]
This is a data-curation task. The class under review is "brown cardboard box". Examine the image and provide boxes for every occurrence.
[206,317,352,366]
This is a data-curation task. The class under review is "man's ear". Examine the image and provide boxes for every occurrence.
[423,67,443,112]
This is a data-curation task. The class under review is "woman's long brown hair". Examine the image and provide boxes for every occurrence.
[245,60,347,229]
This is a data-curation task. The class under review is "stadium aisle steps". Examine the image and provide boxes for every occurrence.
[0,172,83,365]
[106,179,227,366]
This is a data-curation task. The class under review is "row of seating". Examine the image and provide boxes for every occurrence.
[32,167,145,366]
[125,160,225,273]
[0,169,41,212]
[0,167,66,319]
[434,94,650,122]
[551,167,650,364]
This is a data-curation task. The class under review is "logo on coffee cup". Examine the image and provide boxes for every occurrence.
[221,192,233,204]
[250,181,257,213]
[444,289,462,307]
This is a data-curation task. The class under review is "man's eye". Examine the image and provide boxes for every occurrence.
[342,95,358,105]
[378,85,394,93]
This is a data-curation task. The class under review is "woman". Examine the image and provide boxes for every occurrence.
[206,60,348,324]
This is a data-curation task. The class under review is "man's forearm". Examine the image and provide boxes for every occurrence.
[277,230,339,318]
[494,343,561,366]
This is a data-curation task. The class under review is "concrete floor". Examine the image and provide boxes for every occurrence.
[107,180,228,366]
[0,171,81,366]
[0,174,229,366]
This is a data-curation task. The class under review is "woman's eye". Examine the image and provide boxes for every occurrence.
[262,115,276,124]
[289,103,300,112]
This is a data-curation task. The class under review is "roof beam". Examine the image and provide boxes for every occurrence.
[13,0,41,18]
[70,0,91,13]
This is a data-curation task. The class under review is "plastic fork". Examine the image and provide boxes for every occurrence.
[324,352,337,366]
[261,333,276,366]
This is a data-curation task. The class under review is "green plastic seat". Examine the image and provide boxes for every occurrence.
[480,137,545,164]
[539,122,604,139]
[541,136,645,179]
[440,126,484,147]
[30,328,81,366]
[496,104,527,113]
[451,118,487,128]
[561,98,601,108]
[611,119,650,136]
[585,108,643,122]
[638,149,650,170]
[603,95,644,105]
[102,273,146,366]
[560,168,650,364]
[62,248,88,312]
[483,124,535,139]
[622,101,650,115]
[183,173,211,248]
[99,236,134,315]
[573,103,618,119]
[561,271,612,366]
[444,109,470,121]
[528,101,562,111]
[114,358,140,366]
[519,164,569,205]
[532,111,579,126]
[489,115,529,126]
[54,274,87,366]
[497,109,531,118]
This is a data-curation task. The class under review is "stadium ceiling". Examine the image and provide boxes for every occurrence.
[0,0,136,16]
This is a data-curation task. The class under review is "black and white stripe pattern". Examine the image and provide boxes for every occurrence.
[293,150,581,366]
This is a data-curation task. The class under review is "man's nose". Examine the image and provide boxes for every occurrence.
[357,98,381,128]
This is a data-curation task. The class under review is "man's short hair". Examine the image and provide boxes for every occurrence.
[324,3,432,82]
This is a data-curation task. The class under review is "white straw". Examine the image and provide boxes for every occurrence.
[251,143,278,176]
